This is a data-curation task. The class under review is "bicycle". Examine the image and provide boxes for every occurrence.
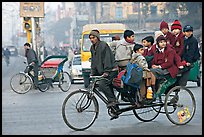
[62,75,196,131]
[39,55,72,92]
[10,55,72,94]
[10,62,49,94]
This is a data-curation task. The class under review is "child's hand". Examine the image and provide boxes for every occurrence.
[144,68,150,71]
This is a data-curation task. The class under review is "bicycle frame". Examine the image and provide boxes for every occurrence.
[89,77,164,115]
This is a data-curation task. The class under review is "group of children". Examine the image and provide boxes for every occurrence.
[110,19,200,102]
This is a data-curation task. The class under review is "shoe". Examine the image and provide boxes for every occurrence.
[110,114,119,120]
[133,102,142,108]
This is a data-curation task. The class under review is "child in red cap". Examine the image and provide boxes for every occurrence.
[160,20,175,46]
[171,20,186,69]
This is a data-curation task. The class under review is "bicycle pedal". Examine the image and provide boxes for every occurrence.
[110,115,119,120]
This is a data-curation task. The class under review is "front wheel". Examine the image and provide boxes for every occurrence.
[59,71,72,92]
[62,89,99,131]
[164,86,196,125]
[10,73,32,94]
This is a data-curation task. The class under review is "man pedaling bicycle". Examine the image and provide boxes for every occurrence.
[89,30,120,114]
[24,42,39,89]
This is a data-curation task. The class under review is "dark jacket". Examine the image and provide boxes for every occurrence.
[3,49,10,57]
[90,41,117,75]
[182,34,200,63]
[25,48,38,64]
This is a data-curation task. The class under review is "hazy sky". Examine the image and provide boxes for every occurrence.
[45,2,62,11]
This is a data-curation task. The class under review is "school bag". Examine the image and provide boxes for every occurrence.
[121,62,143,89]
[112,69,126,88]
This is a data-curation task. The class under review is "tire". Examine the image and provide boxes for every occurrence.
[38,79,49,92]
[62,89,99,131]
[10,73,32,94]
[59,71,72,92]
[84,75,90,88]
[197,77,201,87]
[133,97,162,122]
[164,86,196,125]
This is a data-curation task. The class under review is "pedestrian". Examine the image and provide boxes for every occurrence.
[112,34,121,41]
[160,20,175,46]
[24,43,39,89]
[3,48,11,66]
[178,25,201,86]
[89,29,120,119]
[60,47,68,56]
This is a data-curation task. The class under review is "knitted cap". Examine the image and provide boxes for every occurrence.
[171,20,182,31]
[89,30,100,40]
[160,21,169,30]
[156,35,166,44]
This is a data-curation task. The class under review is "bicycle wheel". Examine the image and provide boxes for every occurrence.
[59,71,72,92]
[10,73,32,94]
[133,97,162,122]
[38,79,49,92]
[164,86,196,125]
[62,89,99,131]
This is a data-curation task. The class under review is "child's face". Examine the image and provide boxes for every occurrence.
[184,31,193,37]
[142,40,150,47]
[158,40,167,49]
[172,29,181,35]
[161,28,169,35]
[127,35,135,43]
[136,48,144,54]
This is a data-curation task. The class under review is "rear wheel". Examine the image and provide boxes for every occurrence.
[133,97,162,122]
[38,79,49,92]
[10,73,32,94]
[164,86,196,125]
[59,71,72,92]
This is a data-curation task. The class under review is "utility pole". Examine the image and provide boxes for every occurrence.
[31,17,38,57]
[138,2,141,29]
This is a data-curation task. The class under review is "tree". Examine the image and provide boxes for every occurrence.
[47,17,72,44]
[180,2,202,29]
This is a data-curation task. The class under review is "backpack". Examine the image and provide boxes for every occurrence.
[112,69,126,88]
[121,62,143,89]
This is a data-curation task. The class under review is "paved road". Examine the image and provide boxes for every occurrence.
[2,56,202,135]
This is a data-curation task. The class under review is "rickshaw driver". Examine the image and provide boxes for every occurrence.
[24,43,39,89]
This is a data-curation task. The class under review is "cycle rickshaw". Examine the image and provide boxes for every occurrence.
[188,60,201,87]
[10,55,71,94]
[62,72,196,131]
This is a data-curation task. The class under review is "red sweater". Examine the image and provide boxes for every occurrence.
[152,46,179,78]
[143,44,156,57]
[172,32,184,56]
[164,32,175,46]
